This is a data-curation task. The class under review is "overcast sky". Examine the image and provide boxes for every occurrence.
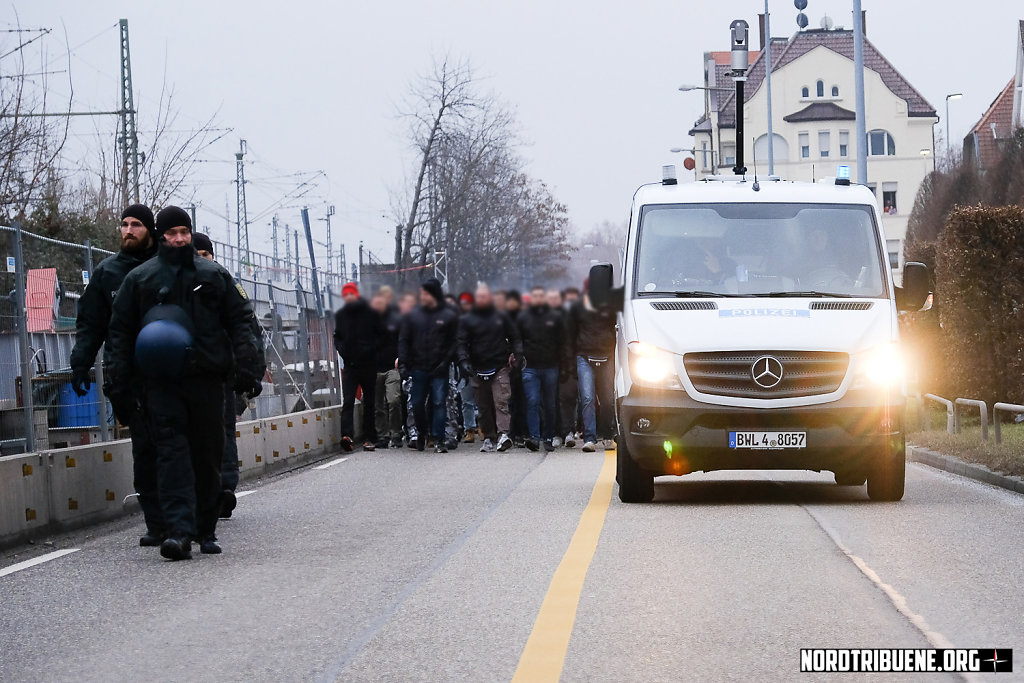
[9,0,1022,268]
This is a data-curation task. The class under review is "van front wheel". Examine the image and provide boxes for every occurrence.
[866,447,905,501]
[617,439,655,503]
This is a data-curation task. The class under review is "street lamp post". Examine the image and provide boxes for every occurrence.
[670,147,699,180]
[945,93,963,158]
[678,85,733,176]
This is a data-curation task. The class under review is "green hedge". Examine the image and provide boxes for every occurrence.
[934,205,1024,404]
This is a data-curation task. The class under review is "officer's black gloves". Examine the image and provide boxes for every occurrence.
[104,382,135,424]
[459,361,475,379]
[234,373,263,398]
[71,368,91,397]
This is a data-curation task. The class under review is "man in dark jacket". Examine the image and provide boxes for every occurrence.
[566,283,617,453]
[517,285,566,452]
[398,278,458,453]
[370,289,402,449]
[70,204,164,546]
[193,232,267,518]
[457,283,522,453]
[334,282,382,452]
[107,206,263,561]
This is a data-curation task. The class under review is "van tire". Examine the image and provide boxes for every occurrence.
[617,439,655,503]
[866,448,905,501]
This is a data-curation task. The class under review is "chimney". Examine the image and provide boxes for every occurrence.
[758,14,766,51]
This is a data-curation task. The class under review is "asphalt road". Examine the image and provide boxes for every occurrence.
[1,444,1022,682]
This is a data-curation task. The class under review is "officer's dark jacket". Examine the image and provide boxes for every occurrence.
[398,303,458,373]
[106,243,262,384]
[517,304,566,369]
[69,245,156,375]
[333,297,382,369]
[457,305,522,372]
[565,297,616,360]
[375,305,402,373]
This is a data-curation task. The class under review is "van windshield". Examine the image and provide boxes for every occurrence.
[633,202,887,298]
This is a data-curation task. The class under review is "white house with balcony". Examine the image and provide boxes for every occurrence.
[689,24,937,269]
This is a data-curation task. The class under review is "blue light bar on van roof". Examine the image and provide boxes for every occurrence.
[835,165,851,186]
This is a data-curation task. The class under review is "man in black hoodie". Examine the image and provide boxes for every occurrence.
[334,282,382,452]
[457,283,522,452]
[70,204,163,546]
[107,206,263,560]
[517,285,566,451]
[566,281,617,453]
[398,278,458,453]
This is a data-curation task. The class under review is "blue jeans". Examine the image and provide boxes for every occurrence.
[522,366,559,442]
[577,355,614,443]
[459,378,477,429]
[410,370,449,439]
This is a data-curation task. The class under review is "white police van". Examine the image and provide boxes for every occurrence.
[587,166,929,503]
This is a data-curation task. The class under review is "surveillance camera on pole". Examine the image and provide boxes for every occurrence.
[730,19,749,176]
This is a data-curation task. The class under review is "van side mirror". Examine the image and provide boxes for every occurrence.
[588,262,622,311]
[896,261,929,312]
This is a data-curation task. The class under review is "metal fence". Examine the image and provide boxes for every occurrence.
[0,222,341,456]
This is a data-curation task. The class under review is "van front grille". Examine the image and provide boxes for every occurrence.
[683,350,849,399]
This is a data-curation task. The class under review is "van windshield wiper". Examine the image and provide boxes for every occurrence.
[639,290,742,298]
[752,291,857,298]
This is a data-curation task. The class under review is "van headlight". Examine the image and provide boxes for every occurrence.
[628,342,679,387]
[852,343,905,388]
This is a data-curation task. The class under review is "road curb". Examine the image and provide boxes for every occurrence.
[907,445,1024,495]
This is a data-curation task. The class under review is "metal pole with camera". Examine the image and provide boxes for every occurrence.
[730,20,750,176]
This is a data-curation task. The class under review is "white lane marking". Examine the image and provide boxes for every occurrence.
[314,457,349,471]
[235,490,257,498]
[0,549,79,578]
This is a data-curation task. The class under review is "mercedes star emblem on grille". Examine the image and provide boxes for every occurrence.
[751,355,784,389]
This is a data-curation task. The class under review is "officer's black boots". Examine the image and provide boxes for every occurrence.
[199,536,222,555]
[139,530,165,547]
[160,535,192,561]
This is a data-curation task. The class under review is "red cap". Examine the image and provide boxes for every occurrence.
[458,292,473,304]
[342,282,359,297]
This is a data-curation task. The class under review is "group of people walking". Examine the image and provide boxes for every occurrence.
[71,204,266,561]
[333,278,617,455]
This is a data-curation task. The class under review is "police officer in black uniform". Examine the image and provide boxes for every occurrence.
[107,207,263,561]
[69,204,165,546]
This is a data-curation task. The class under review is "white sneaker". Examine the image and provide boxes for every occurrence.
[480,438,495,452]
[582,441,596,452]
[552,436,563,448]
[604,439,616,450]
[564,432,576,448]
[496,433,513,452]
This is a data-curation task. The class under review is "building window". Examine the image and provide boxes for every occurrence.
[801,86,809,98]
[882,182,898,214]
[799,132,810,159]
[819,131,831,158]
[701,141,709,170]
[831,85,840,97]
[867,184,877,196]
[722,143,736,167]
[839,130,849,157]
[816,80,824,97]
[868,129,896,156]
[886,239,902,270]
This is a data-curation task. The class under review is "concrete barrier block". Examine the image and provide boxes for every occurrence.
[45,440,134,529]
[235,418,266,476]
[0,452,50,547]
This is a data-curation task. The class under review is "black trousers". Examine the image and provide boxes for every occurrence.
[144,377,225,539]
[341,364,377,443]
[129,406,164,533]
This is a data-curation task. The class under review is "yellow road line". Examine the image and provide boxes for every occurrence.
[512,451,617,682]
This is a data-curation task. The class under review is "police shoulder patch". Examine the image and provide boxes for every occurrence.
[234,283,249,300]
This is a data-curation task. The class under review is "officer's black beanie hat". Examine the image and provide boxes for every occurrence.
[420,278,444,305]
[154,206,193,240]
[121,204,155,235]
[192,233,214,256]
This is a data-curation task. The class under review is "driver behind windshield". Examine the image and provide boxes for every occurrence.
[800,227,852,291]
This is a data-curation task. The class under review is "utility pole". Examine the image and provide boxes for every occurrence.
[271,214,279,275]
[338,245,347,283]
[324,205,335,280]
[187,204,197,232]
[234,139,249,277]
[853,0,868,185]
[117,19,140,204]
[300,207,324,317]
[358,241,364,287]
[12,222,34,452]
[284,223,292,274]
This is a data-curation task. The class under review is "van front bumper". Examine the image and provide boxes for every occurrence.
[617,388,904,476]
